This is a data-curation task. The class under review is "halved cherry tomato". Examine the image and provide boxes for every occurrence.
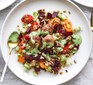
[24,34,30,40]
[30,21,39,31]
[31,21,38,27]
[21,14,33,24]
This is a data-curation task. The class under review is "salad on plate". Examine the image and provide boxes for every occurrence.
[8,9,82,76]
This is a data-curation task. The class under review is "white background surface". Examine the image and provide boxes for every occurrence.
[0,0,93,85]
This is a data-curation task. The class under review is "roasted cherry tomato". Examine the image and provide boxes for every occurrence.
[24,34,30,40]
[33,21,38,26]
[30,21,39,31]
[21,14,33,24]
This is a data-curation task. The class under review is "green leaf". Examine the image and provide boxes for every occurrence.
[41,42,47,49]
[8,31,19,43]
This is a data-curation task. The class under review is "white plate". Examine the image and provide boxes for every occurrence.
[0,0,92,85]
[0,0,16,11]
[73,0,93,7]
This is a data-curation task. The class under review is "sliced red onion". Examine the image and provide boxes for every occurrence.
[52,11,58,18]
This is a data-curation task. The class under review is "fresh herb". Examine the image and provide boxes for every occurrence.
[8,31,19,43]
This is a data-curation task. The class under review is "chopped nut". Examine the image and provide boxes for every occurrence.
[74,60,77,64]
[17,25,20,27]
[31,60,36,66]
[63,10,66,13]
[59,72,63,75]
[66,36,72,41]
[65,70,68,73]
[68,11,71,14]
[40,56,44,59]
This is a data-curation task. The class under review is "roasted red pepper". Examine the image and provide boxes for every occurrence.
[62,44,70,54]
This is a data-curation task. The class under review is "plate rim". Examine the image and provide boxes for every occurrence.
[0,0,92,84]
[0,0,16,11]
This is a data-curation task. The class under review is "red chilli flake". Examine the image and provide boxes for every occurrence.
[61,44,70,54]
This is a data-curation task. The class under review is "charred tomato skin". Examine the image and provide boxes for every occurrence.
[21,14,33,24]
